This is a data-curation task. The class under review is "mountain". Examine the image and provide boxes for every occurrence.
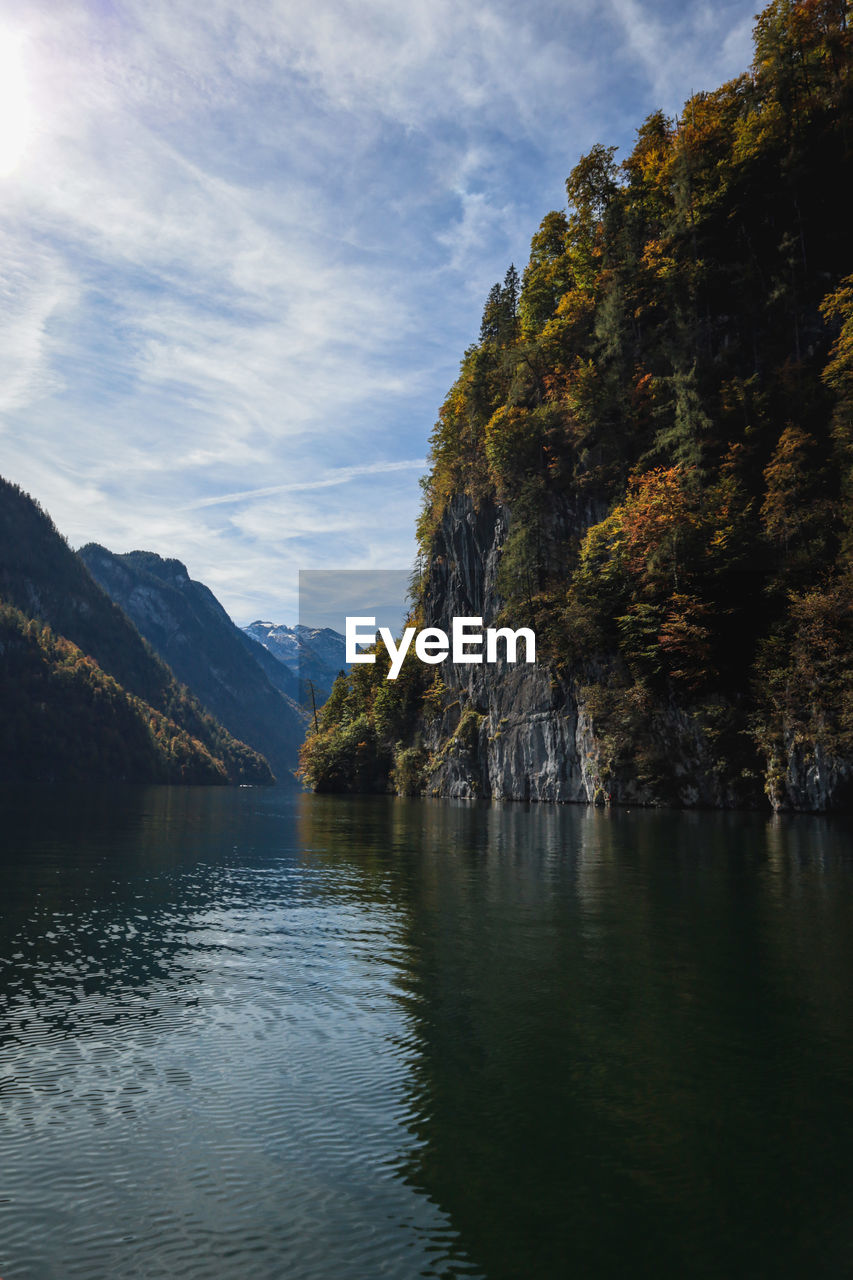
[238,630,300,701]
[0,476,272,785]
[299,0,853,813]
[243,621,348,705]
[79,546,308,782]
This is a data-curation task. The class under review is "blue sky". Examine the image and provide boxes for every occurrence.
[0,0,758,624]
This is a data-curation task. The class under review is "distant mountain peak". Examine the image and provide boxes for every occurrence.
[242,619,348,706]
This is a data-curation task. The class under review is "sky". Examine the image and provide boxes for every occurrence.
[0,0,759,625]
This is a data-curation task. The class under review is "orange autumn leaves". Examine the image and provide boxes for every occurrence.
[568,466,752,690]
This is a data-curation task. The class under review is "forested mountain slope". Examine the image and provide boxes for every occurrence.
[0,602,235,785]
[300,0,853,812]
[0,476,273,785]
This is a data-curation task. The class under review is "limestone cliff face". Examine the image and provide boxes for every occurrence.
[418,493,589,803]
[766,735,853,814]
[415,495,849,813]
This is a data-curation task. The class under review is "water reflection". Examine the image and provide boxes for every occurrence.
[298,798,853,1279]
[2,788,853,1278]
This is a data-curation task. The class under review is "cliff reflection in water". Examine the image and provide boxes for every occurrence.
[298,796,853,1280]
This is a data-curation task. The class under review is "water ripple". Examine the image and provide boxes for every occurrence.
[0,788,478,1280]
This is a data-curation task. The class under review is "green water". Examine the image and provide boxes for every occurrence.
[1,787,853,1278]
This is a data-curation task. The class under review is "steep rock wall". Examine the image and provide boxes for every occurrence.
[416,495,847,812]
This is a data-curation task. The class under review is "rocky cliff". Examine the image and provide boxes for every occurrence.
[416,494,771,809]
[300,1,853,813]
[407,494,853,812]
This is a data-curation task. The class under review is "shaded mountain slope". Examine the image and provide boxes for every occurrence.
[0,603,231,785]
[79,545,307,781]
[237,629,300,701]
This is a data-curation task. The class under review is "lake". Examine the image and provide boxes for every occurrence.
[1,786,853,1278]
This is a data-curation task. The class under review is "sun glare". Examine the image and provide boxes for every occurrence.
[0,30,32,178]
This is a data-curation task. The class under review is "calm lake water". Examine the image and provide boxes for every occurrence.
[2,787,853,1279]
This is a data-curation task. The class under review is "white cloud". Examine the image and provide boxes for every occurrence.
[438,189,518,278]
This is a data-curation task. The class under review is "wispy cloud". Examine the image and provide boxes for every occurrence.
[0,231,73,414]
[606,0,755,110]
[188,458,428,509]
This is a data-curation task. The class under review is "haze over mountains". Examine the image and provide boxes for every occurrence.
[0,466,367,788]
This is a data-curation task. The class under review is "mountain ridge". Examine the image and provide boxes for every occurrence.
[79,544,308,782]
[0,475,273,786]
[243,620,348,705]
